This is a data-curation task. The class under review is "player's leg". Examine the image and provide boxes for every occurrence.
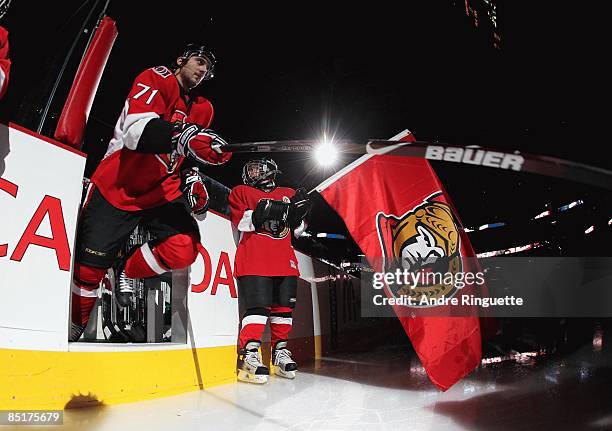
[122,232,199,278]
[237,276,274,384]
[270,276,298,378]
[70,262,107,341]
[71,186,140,341]
[114,198,200,305]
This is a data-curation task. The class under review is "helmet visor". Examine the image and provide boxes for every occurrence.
[244,160,281,186]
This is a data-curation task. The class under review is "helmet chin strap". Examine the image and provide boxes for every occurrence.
[258,179,275,192]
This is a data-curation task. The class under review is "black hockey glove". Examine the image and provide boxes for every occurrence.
[252,199,290,237]
[287,188,313,228]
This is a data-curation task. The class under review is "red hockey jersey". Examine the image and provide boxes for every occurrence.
[91,66,226,211]
[0,26,10,99]
[229,185,300,277]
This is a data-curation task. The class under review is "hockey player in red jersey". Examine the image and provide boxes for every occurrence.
[229,158,312,383]
[0,0,11,99]
[70,43,232,341]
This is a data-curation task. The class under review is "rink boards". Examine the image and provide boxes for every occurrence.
[0,124,378,409]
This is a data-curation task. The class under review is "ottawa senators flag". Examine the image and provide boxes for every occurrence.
[316,130,482,391]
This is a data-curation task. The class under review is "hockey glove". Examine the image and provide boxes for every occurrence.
[172,123,232,165]
[181,168,210,215]
[252,199,290,237]
[287,188,313,228]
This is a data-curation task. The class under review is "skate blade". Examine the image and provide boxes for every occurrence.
[237,369,268,384]
[273,366,296,379]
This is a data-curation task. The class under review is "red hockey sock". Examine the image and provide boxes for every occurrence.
[269,306,293,348]
[71,293,97,326]
[124,234,198,278]
[71,263,106,326]
[239,308,269,349]
[124,243,168,279]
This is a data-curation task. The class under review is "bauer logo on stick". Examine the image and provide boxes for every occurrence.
[425,146,524,171]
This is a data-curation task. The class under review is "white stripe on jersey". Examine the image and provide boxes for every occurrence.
[104,99,159,158]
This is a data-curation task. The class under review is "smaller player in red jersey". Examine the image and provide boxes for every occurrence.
[229,158,312,383]
[70,43,232,341]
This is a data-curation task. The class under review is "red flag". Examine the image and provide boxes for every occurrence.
[316,130,482,390]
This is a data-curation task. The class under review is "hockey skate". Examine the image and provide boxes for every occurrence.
[238,341,269,384]
[110,250,136,308]
[272,341,297,379]
[114,268,135,308]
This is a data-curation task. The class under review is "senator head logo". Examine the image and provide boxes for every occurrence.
[255,197,291,240]
[376,192,462,304]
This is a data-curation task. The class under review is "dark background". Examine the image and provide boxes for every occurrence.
[1,1,608,262]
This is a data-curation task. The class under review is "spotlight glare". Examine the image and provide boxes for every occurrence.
[314,140,338,166]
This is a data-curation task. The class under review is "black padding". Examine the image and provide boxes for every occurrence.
[237,276,298,309]
[238,276,274,308]
[275,276,298,309]
[134,118,174,153]
[244,307,270,317]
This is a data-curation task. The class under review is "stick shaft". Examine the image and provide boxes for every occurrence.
[222,139,612,190]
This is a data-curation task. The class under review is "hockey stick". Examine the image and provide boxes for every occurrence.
[367,140,612,191]
[222,140,356,153]
[223,140,612,190]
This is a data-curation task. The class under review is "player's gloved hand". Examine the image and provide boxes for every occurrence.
[181,168,209,215]
[172,123,232,165]
[288,188,312,228]
[209,137,226,154]
[252,198,290,237]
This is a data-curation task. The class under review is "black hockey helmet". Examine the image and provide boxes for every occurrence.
[242,158,281,190]
[176,42,216,80]
[0,0,11,20]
